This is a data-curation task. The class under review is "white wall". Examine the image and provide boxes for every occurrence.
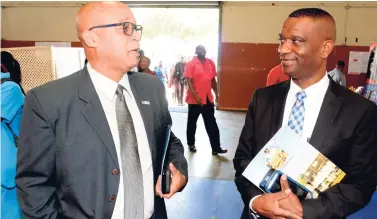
[2,6,80,41]
[222,2,377,46]
[1,2,377,46]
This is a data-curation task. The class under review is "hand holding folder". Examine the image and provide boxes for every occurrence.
[155,125,187,199]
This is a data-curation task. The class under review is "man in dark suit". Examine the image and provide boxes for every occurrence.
[16,2,187,219]
[234,8,377,219]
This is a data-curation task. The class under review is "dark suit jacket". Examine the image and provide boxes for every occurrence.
[16,68,188,219]
[234,79,377,219]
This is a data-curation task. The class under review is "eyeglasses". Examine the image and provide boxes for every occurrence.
[88,22,143,38]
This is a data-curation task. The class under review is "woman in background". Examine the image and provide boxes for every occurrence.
[1,63,24,219]
[1,51,25,94]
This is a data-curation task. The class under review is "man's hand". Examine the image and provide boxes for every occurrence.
[252,190,302,219]
[155,163,186,199]
[278,175,303,218]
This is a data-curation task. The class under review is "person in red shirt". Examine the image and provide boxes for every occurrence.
[266,63,290,86]
[184,45,227,155]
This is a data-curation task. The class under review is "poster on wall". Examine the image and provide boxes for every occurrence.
[348,51,370,74]
[362,43,377,104]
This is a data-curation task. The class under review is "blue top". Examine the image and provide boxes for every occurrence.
[1,72,24,219]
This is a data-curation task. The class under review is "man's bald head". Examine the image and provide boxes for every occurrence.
[76,2,133,42]
[76,2,141,81]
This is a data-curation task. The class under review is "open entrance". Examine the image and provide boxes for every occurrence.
[131,3,220,110]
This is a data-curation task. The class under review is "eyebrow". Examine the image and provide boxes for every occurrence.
[279,33,305,40]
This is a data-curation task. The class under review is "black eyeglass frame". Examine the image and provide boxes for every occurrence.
[88,22,143,37]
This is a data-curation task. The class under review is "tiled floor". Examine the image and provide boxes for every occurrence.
[166,109,377,219]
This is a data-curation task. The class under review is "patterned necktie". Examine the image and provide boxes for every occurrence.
[115,85,144,219]
[288,91,307,136]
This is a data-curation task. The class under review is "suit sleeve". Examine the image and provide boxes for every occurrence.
[158,82,188,185]
[302,104,377,218]
[233,90,264,206]
[16,90,59,219]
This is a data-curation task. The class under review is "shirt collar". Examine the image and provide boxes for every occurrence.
[87,63,131,101]
[1,72,11,79]
[289,72,330,97]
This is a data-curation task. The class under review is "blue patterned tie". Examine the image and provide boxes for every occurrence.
[288,91,306,136]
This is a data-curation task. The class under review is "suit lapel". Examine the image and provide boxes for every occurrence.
[270,81,290,137]
[78,68,119,167]
[309,80,342,151]
[128,73,156,161]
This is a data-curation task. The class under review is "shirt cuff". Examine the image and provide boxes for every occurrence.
[249,195,262,215]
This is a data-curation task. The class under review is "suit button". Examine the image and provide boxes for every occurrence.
[112,168,119,175]
[109,195,116,202]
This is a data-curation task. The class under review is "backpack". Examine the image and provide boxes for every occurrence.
[1,77,19,147]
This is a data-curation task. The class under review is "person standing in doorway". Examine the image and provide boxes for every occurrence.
[155,61,168,85]
[139,56,157,76]
[328,60,347,87]
[184,45,227,155]
[174,57,186,106]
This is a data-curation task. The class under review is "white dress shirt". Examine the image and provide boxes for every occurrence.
[282,73,329,142]
[250,73,330,216]
[87,64,154,219]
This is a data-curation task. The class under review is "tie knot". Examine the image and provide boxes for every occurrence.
[116,84,124,96]
[296,91,306,101]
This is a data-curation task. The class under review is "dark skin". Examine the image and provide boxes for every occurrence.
[278,17,335,90]
[187,46,219,105]
[253,16,336,218]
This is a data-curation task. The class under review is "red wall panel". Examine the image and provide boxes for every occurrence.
[219,42,369,110]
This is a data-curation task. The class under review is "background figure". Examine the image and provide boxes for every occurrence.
[266,63,290,86]
[1,51,25,94]
[155,61,168,85]
[16,2,187,219]
[137,49,145,72]
[168,63,177,105]
[328,60,347,87]
[184,45,227,155]
[1,65,24,219]
[173,57,186,106]
[139,56,157,76]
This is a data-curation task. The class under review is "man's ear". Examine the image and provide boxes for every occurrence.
[321,40,334,59]
[82,30,99,48]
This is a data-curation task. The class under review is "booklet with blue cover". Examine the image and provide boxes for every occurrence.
[242,126,346,199]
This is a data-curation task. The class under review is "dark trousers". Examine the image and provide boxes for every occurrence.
[186,98,221,151]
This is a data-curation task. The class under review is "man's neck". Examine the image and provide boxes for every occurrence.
[197,56,205,62]
[90,62,128,83]
[292,69,327,90]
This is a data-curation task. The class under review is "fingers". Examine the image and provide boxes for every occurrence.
[275,208,303,219]
[159,170,186,199]
[155,176,163,197]
[280,174,291,193]
[169,162,177,174]
[274,189,291,200]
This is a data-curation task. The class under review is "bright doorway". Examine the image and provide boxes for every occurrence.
[132,7,220,109]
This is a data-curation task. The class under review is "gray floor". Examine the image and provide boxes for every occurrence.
[165,109,246,219]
